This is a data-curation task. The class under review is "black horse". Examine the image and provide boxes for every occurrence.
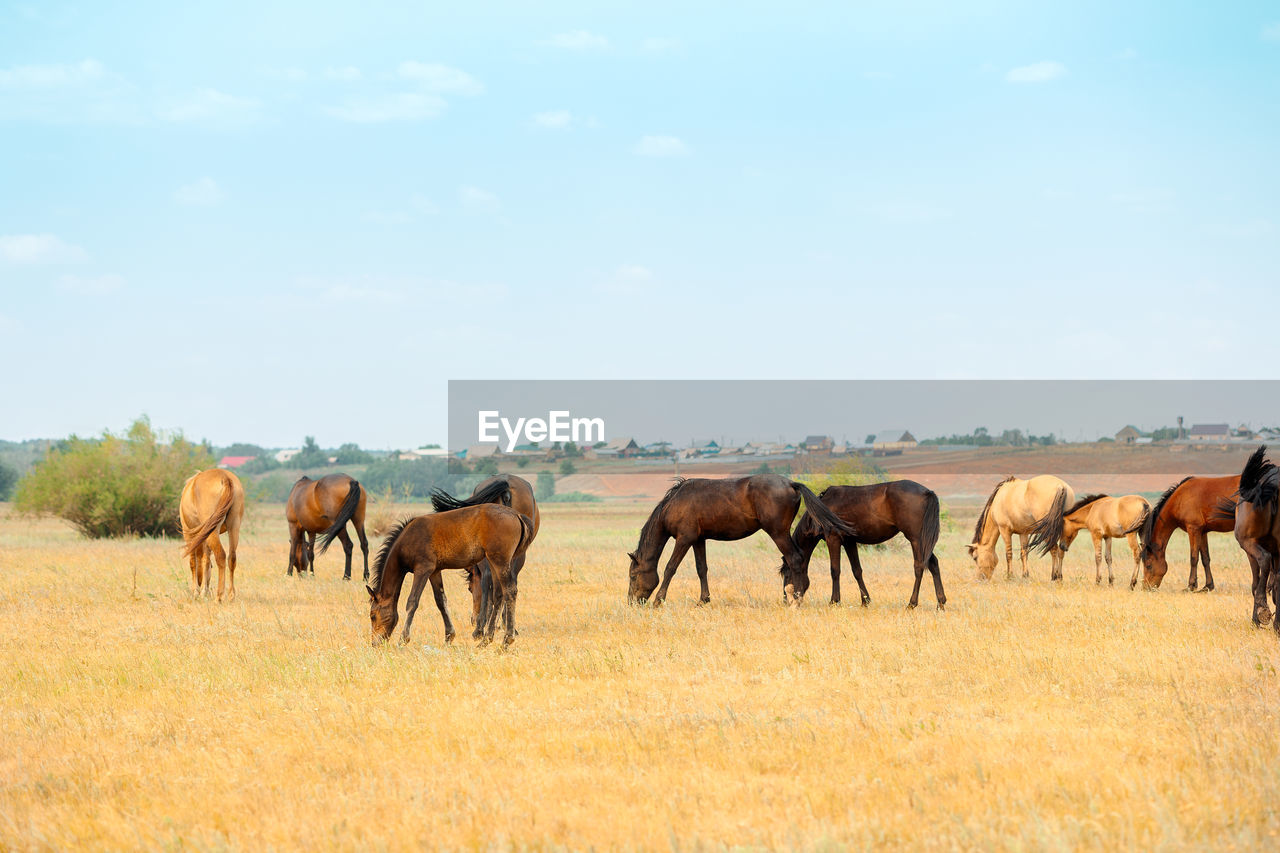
[790,480,945,609]
[627,473,856,606]
[1228,447,1280,631]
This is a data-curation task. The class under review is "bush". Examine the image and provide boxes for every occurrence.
[473,457,499,477]
[335,443,373,464]
[542,491,602,503]
[0,461,17,501]
[360,457,469,500]
[559,459,577,476]
[793,457,888,494]
[535,471,555,500]
[14,417,213,538]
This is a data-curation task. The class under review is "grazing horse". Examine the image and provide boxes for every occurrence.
[1230,447,1280,630]
[430,475,540,638]
[285,473,369,580]
[366,502,533,647]
[1059,494,1150,585]
[968,475,1075,581]
[1133,474,1238,591]
[179,468,246,602]
[626,473,856,606]
[790,480,945,609]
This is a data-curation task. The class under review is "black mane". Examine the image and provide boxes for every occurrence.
[972,476,1015,545]
[1066,494,1107,516]
[371,517,413,591]
[633,477,688,556]
[1141,476,1194,558]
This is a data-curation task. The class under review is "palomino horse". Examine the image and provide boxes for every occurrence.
[179,468,246,601]
[1229,447,1280,630]
[366,502,533,647]
[1133,474,1238,591]
[429,475,540,637]
[626,473,856,606]
[285,473,369,580]
[968,475,1074,581]
[790,480,945,609]
[1059,494,1150,585]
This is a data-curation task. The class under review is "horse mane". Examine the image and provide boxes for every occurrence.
[634,477,687,555]
[1140,476,1194,558]
[1239,445,1277,508]
[971,476,1015,544]
[371,517,413,592]
[1066,494,1107,516]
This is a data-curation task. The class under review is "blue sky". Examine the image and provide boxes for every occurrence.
[2,2,1278,448]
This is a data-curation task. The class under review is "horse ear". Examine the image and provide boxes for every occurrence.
[365,585,376,599]
[965,544,977,555]
[627,551,637,561]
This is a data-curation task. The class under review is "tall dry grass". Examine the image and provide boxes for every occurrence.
[1,499,1278,850]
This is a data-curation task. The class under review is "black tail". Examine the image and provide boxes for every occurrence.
[318,479,362,554]
[1122,502,1151,535]
[919,490,941,558]
[1239,445,1277,509]
[1211,497,1238,523]
[430,478,512,513]
[790,482,858,538]
[1027,487,1069,557]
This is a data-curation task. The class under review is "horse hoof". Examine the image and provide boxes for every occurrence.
[906,602,917,610]
[861,597,871,607]
[502,635,516,648]
[445,632,456,644]
[936,603,946,611]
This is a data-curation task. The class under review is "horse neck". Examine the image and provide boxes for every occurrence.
[375,548,408,603]
[975,507,1001,549]
[635,520,671,570]
[1149,509,1178,553]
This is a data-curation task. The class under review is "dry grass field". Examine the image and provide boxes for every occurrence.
[3,498,1279,850]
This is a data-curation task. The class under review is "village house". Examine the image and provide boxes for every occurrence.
[217,455,255,469]
[1187,423,1230,442]
[1115,425,1143,444]
[871,430,917,455]
[802,435,834,454]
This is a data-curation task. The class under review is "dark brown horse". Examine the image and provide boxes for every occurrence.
[626,473,856,606]
[430,475,540,637]
[285,473,369,580]
[1229,447,1280,630]
[366,502,532,647]
[790,480,945,609]
[1133,474,1238,591]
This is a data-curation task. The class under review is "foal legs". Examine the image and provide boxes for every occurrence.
[429,571,455,643]
[1104,536,1115,585]
[1187,527,1203,591]
[1127,533,1142,584]
[399,563,435,645]
[1198,536,1215,592]
[1091,532,1104,584]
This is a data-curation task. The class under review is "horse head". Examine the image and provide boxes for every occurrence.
[967,542,998,579]
[627,551,658,604]
[367,584,398,644]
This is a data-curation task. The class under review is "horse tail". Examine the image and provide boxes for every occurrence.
[514,511,532,557]
[1210,497,1238,523]
[317,479,363,554]
[181,470,235,557]
[790,482,857,538]
[919,489,941,558]
[1122,502,1151,536]
[1028,487,1069,557]
[431,478,512,513]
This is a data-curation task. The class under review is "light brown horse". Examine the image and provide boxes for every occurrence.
[1133,474,1239,591]
[1060,494,1150,585]
[286,473,369,581]
[366,503,533,647]
[179,468,246,601]
[968,475,1075,581]
[1230,447,1280,630]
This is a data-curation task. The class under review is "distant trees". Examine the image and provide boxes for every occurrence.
[335,443,373,464]
[559,459,577,476]
[919,427,1056,447]
[535,471,555,500]
[0,461,16,501]
[290,436,329,468]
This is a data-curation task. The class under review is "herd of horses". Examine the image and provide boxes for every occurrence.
[175,447,1280,644]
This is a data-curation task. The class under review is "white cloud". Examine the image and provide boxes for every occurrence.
[323,92,446,122]
[543,30,610,50]
[1005,61,1067,83]
[158,88,261,123]
[459,186,501,213]
[633,135,689,157]
[0,59,104,88]
[397,62,483,95]
[56,273,124,295]
[1264,22,1280,42]
[0,234,87,264]
[324,66,362,81]
[533,109,573,128]
[174,177,225,206]
[641,37,680,53]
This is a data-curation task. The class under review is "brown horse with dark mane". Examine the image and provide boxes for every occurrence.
[1133,474,1239,591]
[366,495,533,647]
[1228,447,1280,630]
[429,475,540,637]
[285,473,369,581]
[790,479,945,609]
[627,473,857,606]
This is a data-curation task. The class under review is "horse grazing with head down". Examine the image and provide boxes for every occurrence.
[968,475,1075,581]
[1229,447,1280,630]
[1059,494,1150,585]
[626,473,856,606]
[1133,474,1238,591]
[790,479,945,609]
[285,473,369,580]
[179,468,246,601]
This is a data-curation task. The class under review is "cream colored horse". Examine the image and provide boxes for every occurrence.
[968,475,1075,580]
[180,469,246,601]
[1059,494,1150,585]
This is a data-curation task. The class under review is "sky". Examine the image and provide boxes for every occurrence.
[2,2,1278,449]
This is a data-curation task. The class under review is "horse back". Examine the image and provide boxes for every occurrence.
[994,475,1073,532]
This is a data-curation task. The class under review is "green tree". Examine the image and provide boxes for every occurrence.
[290,436,329,468]
[14,417,213,538]
[0,461,17,500]
[563,441,581,457]
[335,442,373,464]
[559,459,577,476]
[535,471,556,500]
[473,456,500,477]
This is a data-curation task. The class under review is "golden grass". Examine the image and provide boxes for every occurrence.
[2,499,1279,850]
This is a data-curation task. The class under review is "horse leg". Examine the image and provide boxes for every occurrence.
[209,536,228,603]
[287,524,300,576]
[1018,532,1029,578]
[226,524,239,603]
[828,535,843,605]
[692,540,711,604]
[1104,536,1114,586]
[907,539,926,609]
[1001,528,1014,579]
[200,542,213,598]
[400,564,434,645]
[1186,528,1201,591]
[429,571,455,643]
[356,522,370,581]
[337,528,355,581]
[927,553,947,610]
[494,557,519,647]
[481,564,506,646]
[1241,541,1272,626]
[651,540,692,607]
[847,543,871,606]
[306,532,317,576]
[1198,537,1214,592]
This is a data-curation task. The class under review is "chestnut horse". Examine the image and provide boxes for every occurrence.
[790,480,945,609]
[1229,447,1279,630]
[286,474,369,581]
[1133,474,1238,591]
[429,475,540,634]
[179,468,246,601]
[1060,494,1150,585]
[626,474,856,606]
[968,475,1075,581]
[366,502,532,647]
